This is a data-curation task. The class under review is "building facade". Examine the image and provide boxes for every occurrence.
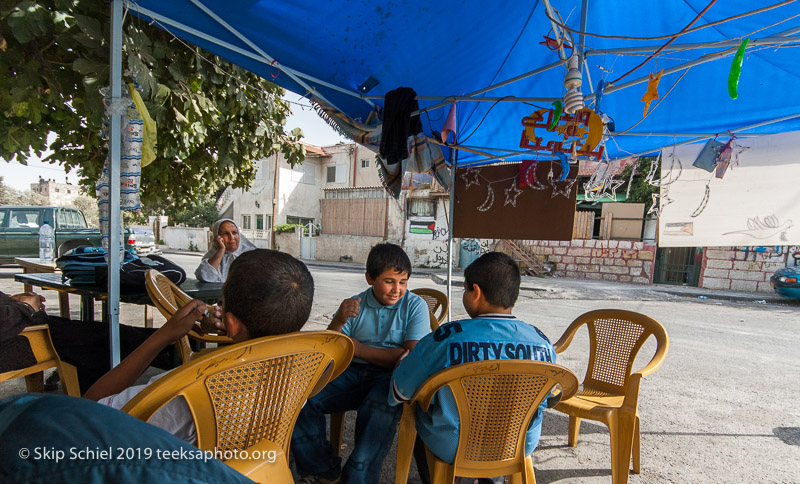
[30,178,82,206]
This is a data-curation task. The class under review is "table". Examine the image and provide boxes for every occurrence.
[14,272,223,324]
[14,258,71,319]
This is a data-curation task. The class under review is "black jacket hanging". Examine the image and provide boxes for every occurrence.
[379,87,423,165]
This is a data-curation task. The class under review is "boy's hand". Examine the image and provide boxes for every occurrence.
[160,299,206,342]
[11,292,46,312]
[199,304,224,334]
[329,297,361,331]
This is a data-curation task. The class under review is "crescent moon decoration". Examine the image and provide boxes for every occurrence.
[461,167,482,190]
[476,184,495,212]
[690,183,711,218]
[525,162,548,190]
[504,176,523,207]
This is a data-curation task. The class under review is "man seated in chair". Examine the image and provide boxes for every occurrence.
[0,290,183,394]
[291,243,430,484]
[388,252,556,482]
[82,249,315,443]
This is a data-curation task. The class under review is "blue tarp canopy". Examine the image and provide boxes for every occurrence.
[127,0,800,164]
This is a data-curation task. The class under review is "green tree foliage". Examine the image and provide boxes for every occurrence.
[0,1,305,212]
[167,194,219,228]
[619,156,660,214]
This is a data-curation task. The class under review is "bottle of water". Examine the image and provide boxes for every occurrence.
[39,222,54,261]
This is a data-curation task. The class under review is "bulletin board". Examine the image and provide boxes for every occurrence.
[452,162,577,240]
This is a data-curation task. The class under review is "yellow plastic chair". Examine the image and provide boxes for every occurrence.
[0,324,81,397]
[144,268,234,363]
[552,309,669,484]
[121,330,353,483]
[395,360,579,484]
[411,288,449,327]
[329,291,441,457]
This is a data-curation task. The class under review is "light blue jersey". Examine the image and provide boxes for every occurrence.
[389,314,555,463]
[340,288,430,364]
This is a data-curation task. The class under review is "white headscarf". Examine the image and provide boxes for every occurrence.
[195,219,257,282]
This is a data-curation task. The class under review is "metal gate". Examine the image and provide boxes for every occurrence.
[654,247,703,286]
[300,222,316,260]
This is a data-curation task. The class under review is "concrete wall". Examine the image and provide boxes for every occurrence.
[522,239,657,284]
[162,227,209,252]
[314,234,384,264]
[700,246,790,293]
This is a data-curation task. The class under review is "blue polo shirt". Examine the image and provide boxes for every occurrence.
[388,314,555,463]
[340,288,431,364]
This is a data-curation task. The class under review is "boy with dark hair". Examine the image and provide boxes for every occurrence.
[291,243,430,484]
[83,249,315,441]
[389,251,555,468]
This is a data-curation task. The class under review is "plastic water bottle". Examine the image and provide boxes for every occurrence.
[38,222,55,261]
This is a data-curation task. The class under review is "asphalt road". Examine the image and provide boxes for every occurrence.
[1,252,798,483]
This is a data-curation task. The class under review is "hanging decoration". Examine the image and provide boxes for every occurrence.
[640,69,664,117]
[563,54,584,115]
[583,161,624,202]
[520,107,604,159]
[646,152,682,187]
[712,134,749,179]
[728,38,749,100]
[648,188,674,217]
[476,184,495,212]
[550,176,578,199]
[520,160,549,190]
[460,167,481,190]
[549,101,563,130]
[503,177,523,207]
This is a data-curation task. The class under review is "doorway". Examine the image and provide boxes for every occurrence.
[654,247,703,286]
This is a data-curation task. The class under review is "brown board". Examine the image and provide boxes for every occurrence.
[452,162,577,240]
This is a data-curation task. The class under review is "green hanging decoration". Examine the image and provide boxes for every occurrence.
[549,100,563,130]
[728,38,749,100]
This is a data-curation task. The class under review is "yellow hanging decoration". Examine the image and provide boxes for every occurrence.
[128,83,157,167]
[640,69,664,118]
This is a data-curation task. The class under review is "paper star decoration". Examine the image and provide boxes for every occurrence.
[461,167,481,190]
[647,190,674,216]
[504,177,524,207]
[598,177,625,201]
[640,68,664,117]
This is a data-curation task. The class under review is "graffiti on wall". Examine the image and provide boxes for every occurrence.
[732,246,790,262]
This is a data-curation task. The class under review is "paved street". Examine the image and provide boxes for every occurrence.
[1,251,799,482]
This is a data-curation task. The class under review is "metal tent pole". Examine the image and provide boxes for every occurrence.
[446,149,457,318]
[108,0,123,366]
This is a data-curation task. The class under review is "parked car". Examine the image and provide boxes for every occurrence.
[127,227,160,255]
[0,206,136,264]
[770,266,800,299]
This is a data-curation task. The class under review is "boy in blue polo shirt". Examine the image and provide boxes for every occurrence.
[291,243,430,484]
[389,251,555,470]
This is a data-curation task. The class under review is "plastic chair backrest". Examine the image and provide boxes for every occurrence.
[121,331,353,455]
[554,309,669,395]
[411,288,449,326]
[144,268,193,317]
[415,360,578,472]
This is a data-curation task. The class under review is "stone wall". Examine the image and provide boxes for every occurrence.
[524,239,657,284]
[701,246,787,293]
[275,229,300,258]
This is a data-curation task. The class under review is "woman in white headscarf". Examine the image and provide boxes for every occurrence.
[194,219,257,282]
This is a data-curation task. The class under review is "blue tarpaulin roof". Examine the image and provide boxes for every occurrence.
[127,0,800,165]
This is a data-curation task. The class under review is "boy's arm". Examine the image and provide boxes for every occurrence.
[83,300,206,401]
[352,340,418,369]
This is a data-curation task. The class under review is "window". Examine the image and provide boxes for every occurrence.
[291,163,316,184]
[407,199,436,218]
[241,215,251,230]
[70,211,86,228]
[361,159,370,168]
[9,210,41,228]
[0,209,7,227]
[256,214,264,230]
[57,210,69,229]
[326,165,347,183]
